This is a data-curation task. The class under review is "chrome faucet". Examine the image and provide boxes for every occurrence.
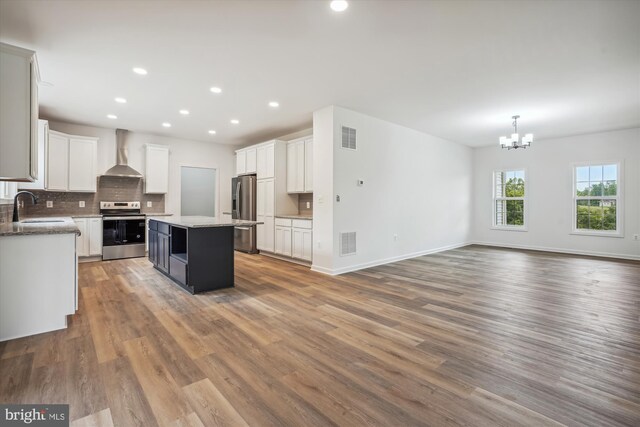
[12,191,38,222]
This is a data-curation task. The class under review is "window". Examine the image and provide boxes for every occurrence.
[493,170,526,230]
[573,163,621,235]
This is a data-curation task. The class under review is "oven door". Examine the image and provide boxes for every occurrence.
[102,217,147,260]
[102,217,146,246]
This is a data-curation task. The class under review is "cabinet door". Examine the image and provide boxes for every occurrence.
[158,233,170,273]
[274,226,284,254]
[47,132,69,191]
[68,138,97,192]
[263,216,274,253]
[236,151,246,175]
[292,229,304,259]
[145,145,169,194]
[0,181,17,201]
[302,229,312,261]
[304,139,313,192]
[283,227,292,257]
[88,218,102,256]
[265,179,275,216]
[256,146,267,179]
[74,219,89,257]
[295,141,305,192]
[19,120,47,190]
[286,143,296,193]
[256,180,266,250]
[266,143,275,179]
[148,230,158,265]
[245,148,257,173]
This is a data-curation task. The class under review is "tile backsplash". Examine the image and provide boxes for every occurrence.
[15,176,164,218]
[0,204,12,224]
[298,193,313,216]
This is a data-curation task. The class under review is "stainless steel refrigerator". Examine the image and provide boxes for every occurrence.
[231,174,257,253]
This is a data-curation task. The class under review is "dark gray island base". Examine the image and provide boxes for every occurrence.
[147,216,261,294]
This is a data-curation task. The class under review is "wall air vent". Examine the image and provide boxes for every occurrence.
[341,126,357,150]
[340,232,357,256]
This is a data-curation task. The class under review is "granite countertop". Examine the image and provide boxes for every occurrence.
[276,214,313,220]
[71,214,103,218]
[145,213,173,216]
[0,217,81,237]
[148,215,262,228]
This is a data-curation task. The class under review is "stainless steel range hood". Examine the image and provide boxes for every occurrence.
[102,129,143,178]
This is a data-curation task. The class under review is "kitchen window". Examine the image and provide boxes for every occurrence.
[573,163,622,236]
[493,169,526,230]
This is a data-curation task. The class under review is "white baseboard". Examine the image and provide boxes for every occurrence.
[310,241,472,276]
[471,240,640,261]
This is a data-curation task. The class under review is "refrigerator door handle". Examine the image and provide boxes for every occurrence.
[235,181,241,218]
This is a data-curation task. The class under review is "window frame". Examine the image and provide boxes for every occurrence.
[571,161,623,238]
[491,168,528,232]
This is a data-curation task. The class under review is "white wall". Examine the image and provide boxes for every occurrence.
[473,127,640,259]
[48,121,236,215]
[312,106,473,274]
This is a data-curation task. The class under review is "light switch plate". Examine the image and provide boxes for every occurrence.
[306,202,310,209]
[79,201,85,208]
[46,201,53,208]
[147,201,152,208]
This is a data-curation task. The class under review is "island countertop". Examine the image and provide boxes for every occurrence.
[147,215,262,228]
[0,217,81,237]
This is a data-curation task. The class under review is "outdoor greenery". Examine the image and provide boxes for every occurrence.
[575,181,617,231]
[499,177,525,226]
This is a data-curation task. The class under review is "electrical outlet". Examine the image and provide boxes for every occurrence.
[79,201,85,208]
[18,201,24,208]
[306,201,310,209]
[634,234,639,241]
[147,201,152,208]
[46,201,53,208]
[394,234,398,241]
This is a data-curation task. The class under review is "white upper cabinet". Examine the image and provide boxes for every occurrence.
[236,150,246,175]
[0,43,39,182]
[145,144,169,194]
[304,138,313,192]
[0,181,18,203]
[68,138,97,192]
[46,132,70,191]
[46,130,97,192]
[236,147,258,176]
[19,120,48,190]
[245,148,257,174]
[287,137,312,193]
[256,142,275,179]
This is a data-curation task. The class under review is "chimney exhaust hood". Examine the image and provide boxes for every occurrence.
[102,129,143,178]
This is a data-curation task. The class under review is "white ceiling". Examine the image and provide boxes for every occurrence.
[1,0,638,147]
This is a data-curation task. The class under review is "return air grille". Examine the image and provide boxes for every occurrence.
[341,126,357,150]
[340,232,357,256]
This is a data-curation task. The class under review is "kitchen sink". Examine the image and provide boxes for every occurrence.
[21,219,65,223]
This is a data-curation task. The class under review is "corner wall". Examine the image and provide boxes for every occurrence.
[472,127,640,259]
[312,106,473,274]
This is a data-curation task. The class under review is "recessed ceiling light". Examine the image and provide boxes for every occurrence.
[107,114,117,119]
[210,86,222,94]
[179,109,189,115]
[330,0,348,12]
[208,130,217,135]
[162,122,171,128]
[268,101,279,108]
[230,119,239,124]
[115,97,127,104]
[132,67,148,75]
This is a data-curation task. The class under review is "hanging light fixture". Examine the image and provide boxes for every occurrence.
[499,115,533,149]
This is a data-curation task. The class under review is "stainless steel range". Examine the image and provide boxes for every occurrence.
[100,201,146,260]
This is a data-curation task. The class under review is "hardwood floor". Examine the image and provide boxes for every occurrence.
[1,245,639,426]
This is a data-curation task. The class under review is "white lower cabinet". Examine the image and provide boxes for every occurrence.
[274,218,312,262]
[73,217,102,257]
[256,178,275,252]
[274,225,292,257]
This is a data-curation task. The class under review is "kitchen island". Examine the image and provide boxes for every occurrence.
[147,216,261,294]
[0,217,80,341]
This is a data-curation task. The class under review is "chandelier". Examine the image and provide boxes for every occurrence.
[499,115,533,149]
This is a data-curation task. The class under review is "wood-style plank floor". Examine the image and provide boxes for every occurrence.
[1,245,639,426]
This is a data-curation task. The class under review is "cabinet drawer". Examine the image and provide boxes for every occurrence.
[169,256,188,286]
[157,222,170,235]
[275,218,292,227]
[292,219,312,229]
